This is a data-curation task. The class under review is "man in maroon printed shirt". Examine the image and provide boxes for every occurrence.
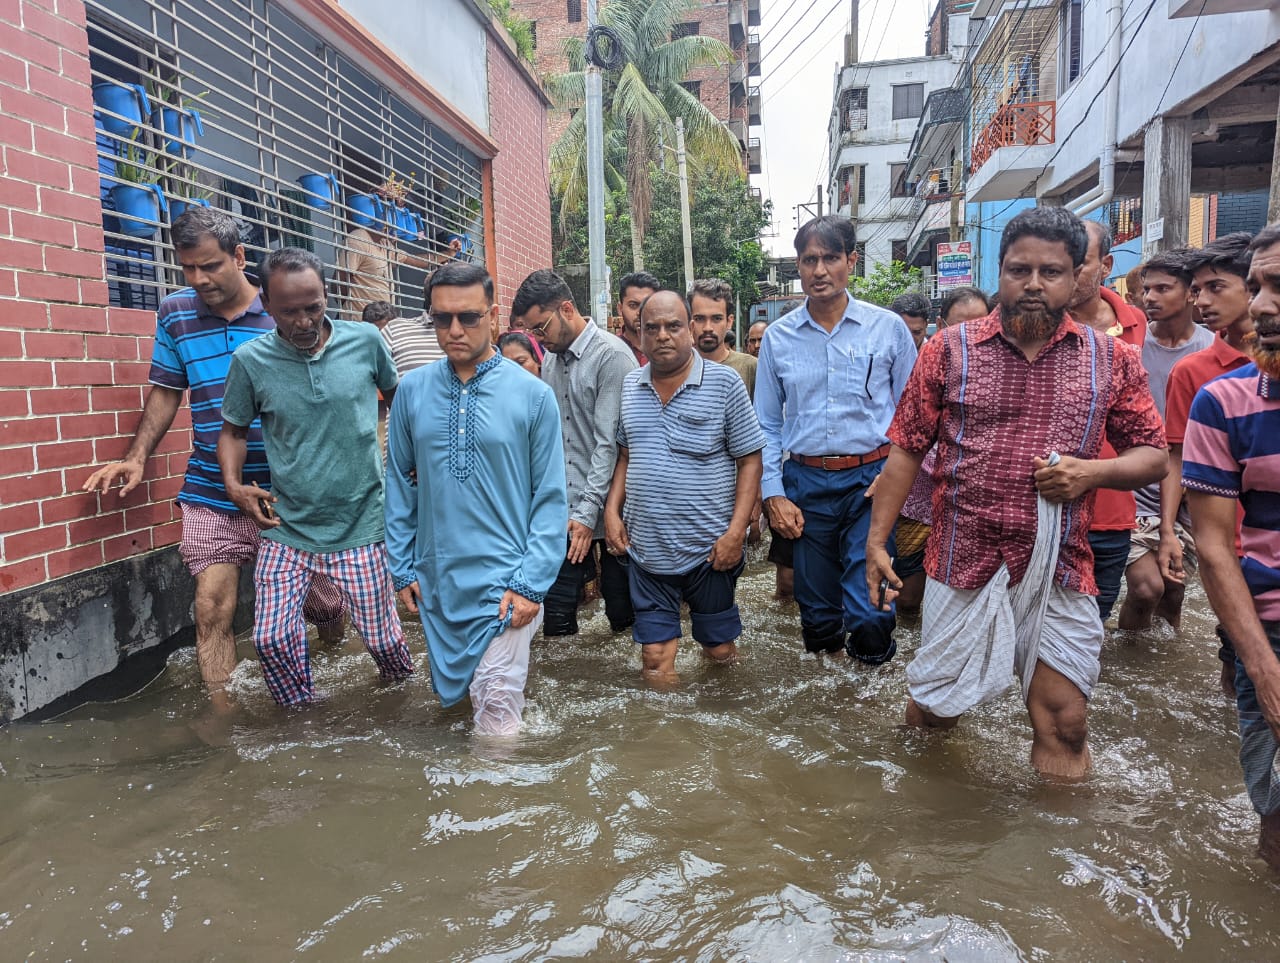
[866,207,1167,781]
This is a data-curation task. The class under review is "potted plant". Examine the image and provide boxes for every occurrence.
[109,134,167,239]
[147,83,211,158]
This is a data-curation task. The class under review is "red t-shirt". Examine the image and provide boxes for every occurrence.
[1164,335,1249,444]
[1090,286,1149,531]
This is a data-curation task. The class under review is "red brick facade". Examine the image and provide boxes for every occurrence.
[0,1,552,599]
[487,30,554,314]
[0,0,184,596]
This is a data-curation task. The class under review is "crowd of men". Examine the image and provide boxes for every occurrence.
[79,203,1280,866]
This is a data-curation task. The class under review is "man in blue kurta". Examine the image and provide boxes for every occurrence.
[385,262,567,735]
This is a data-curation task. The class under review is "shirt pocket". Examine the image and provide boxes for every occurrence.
[839,348,878,400]
[664,411,721,458]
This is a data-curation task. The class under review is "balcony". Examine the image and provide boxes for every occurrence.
[905,86,968,179]
[730,62,747,90]
[728,118,747,147]
[747,137,761,174]
[747,0,760,27]
[966,100,1056,202]
[747,32,760,76]
[1170,0,1274,15]
[748,86,761,125]
[906,197,964,264]
[729,1,744,43]
[749,186,763,205]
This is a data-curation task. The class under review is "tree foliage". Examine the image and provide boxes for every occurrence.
[848,261,926,308]
[486,0,535,62]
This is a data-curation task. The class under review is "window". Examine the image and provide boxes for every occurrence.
[680,80,702,99]
[891,83,925,120]
[836,166,865,208]
[672,22,700,39]
[854,241,867,278]
[568,0,582,24]
[891,240,908,264]
[841,87,868,133]
[87,1,486,314]
[1063,0,1083,84]
[890,163,910,198]
[530,21,537,49]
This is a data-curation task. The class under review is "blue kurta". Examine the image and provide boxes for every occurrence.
[384,354,567,706]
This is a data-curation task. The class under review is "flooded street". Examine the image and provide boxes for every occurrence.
[2,555,1276,960]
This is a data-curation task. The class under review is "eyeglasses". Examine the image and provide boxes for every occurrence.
[431,311,487,329]
[526,309,561,338]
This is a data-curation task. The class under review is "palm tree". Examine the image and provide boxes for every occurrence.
[546,0,744,271]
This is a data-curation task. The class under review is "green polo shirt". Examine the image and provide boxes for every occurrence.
[222,319,398,553]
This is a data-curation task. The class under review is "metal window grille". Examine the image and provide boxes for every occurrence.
[87,0,487,319]
[567,0,582,24]
[1064,0,1082,84]
[891,84,924,121]
[840,87,868,133]
[853,241,866,278]
[836,165,865,208]
[969,4,1060,137]
[890,163,910,198]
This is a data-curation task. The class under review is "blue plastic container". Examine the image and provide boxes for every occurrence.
[169,197,210,220]
[348,193,384,228]
[297,172,339,210]
[109,183,167,239]
[93,82,150,137]
[446,232,473,259]
[153,106,204,156]
[393,206,421,241]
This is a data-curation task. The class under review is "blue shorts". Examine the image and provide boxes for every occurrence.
[1235,621,1280,816]
[628,557,744,648]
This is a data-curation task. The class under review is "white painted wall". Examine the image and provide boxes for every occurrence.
[827,55,959,270]
[334,0,491,130]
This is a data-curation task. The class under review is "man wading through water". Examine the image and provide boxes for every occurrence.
[867,207,1167,780]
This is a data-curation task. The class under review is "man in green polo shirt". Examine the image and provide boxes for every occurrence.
[217,247,414,705]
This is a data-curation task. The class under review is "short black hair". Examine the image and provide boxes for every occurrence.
[428,261,494,306]
[361,300,396,325]
[172,206,241,255]
[689,277,735,316]
[794,215,857,256]
[890,292,931,319]
[512,268,573,318]
[258,247,325,301]
[939,285,993,321]
[724,329,737,349]
[497,330,539,358]
[639,289,691,322]
[1083,219,1113,259]
[1141,248,1195,286]
[1185,232,1254,281]
[999,206,1089,268]
[1248,224,1280,255]
[618,271,662,302]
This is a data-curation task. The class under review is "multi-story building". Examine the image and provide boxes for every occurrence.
[826,53,957,277]
[0,0,554,720]
[513,0,762,172]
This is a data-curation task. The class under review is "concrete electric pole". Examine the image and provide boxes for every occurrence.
[676,117,694,292]
[585,0,609,326]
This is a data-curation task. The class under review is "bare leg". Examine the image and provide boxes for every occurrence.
[896,572,926,613]
[193,562,241,688]
[1118,554,1163,631]
[904,697,960,729]
[1026,660,1091,781]
[640,639,679,688]
[775,564,794,601]
[1222,662,1238,698]
[1155,580,1186,632]
[702,641,739,665]
[1259,813,1280,871]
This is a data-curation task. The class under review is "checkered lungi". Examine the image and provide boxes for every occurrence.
[253,539,414,705]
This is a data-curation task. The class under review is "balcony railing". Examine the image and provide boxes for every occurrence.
[747,0,760,27]
[911,167,956,201]
[748,86,761,125]
[970,100,1056,175]
[747,137,761,174]
[747,32,760,76]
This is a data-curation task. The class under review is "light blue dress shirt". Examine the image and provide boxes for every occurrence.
[754,294,917,500]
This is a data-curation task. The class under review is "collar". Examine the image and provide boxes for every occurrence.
[565,319,598,360]
[637,350,704,388]
[1210,333,1248,368]
[1258,368,1280,400]
[798,292,859,331]
[195,290,268,324]
[1097,286,1144,344]
[274,316,336,359]
[969,307,1085,349]
[448,349,503,385]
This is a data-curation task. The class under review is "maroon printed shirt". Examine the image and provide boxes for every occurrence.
[888,310,1166,593]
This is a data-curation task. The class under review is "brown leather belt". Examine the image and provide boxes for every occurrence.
[791,445,891,470]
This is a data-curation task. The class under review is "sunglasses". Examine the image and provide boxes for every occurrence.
[431,310,488,329]
[526,309,562,338]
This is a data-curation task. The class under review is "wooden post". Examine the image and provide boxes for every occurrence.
[1269,93,1280,225]
[1142,115,1192,258]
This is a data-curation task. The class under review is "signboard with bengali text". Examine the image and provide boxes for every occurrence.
[936,241,972,289]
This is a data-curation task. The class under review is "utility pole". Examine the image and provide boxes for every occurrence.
[949,156,963,242]
[817,184,823,217]
[676,117,694,292]
[585,0,609,326]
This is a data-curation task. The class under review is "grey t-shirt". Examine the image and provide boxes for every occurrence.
[1134,322,1215,519]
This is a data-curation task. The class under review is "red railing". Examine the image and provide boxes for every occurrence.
[969,100,1056,175]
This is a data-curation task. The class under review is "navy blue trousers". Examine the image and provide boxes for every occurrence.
[784,459,896,663]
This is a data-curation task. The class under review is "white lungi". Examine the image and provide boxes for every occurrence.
[469,606,542,736]
[906,475,1104,718]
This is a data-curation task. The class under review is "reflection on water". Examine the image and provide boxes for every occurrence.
[2,556,1276,960]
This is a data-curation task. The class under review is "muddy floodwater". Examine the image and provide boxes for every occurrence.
[2,556,1277,960]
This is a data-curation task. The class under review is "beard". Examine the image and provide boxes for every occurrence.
[1242,317,1280,379]
[999,301,1065,342]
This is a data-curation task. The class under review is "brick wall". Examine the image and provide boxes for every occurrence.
[487,31,554,315]
[0,0,188,597]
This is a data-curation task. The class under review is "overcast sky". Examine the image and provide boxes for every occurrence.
[757,0,931,256]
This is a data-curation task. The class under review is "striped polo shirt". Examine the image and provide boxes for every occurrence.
[1182,364,1280,620]
[617,354,766,574]
[148,288,273,512]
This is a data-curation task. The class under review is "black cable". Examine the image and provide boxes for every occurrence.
[586,25,625,70]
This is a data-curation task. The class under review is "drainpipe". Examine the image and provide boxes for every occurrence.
[1069,0,1123,217]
